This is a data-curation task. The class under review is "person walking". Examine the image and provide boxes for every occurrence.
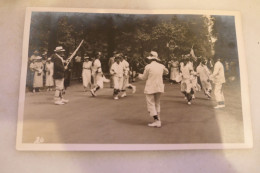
[210,57,226,108]
[138,51,169,128]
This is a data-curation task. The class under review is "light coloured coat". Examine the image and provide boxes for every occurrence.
[212,61,225,84]
[139,61,168,94]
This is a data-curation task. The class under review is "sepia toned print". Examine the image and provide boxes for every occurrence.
[16,8,252,150]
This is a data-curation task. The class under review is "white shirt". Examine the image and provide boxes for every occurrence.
[121,59,130,75]
[110,62,124,78]
[181,63,193,80]
[139,61,168,94]
[92,59,102,74]
[196,64,210,81]
[212,61,225,84]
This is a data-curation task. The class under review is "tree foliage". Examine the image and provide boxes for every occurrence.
[28,12,238,71]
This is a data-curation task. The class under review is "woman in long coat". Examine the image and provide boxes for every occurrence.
[30,56,44,92]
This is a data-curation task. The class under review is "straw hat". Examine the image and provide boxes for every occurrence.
[54,46,65,52]
[146,51,160,61]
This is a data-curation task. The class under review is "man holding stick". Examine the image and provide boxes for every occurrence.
[51,46,69,105]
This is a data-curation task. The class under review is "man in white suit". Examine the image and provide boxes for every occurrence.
[138,51,169,127]
[210,57,226,108]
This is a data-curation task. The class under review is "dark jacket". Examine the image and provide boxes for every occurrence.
[51,54,65,79]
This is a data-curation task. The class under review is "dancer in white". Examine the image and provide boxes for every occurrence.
[120,55,136,97]
[138,51,168,128]
[180,56,195,105]
[82,56,92,92]
[196,58,212,99]
[90,52,109,96]
[110,54,124,100]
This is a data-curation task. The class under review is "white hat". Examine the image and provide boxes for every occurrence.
[35,56,42,60]
[54,46,65,52]
[42,51,47,56]
[146,51,160,61]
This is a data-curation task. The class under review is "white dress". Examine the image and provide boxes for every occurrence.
[45,62,54,86]
[170,60,180,81]
[82,61,92,88]
[30,61,44,88]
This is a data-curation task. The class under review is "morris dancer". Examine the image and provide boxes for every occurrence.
[196,58,212,99]
[180,56,195,105]
[120,55,136,97]
[110,54,124,100]
[51,46,69,105]
[138,51,168,128]
[90,52,107,97]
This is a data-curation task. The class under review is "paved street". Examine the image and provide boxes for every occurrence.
[22,79,244,144]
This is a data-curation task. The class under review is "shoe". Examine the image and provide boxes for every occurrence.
[132,86,136,94]
[114,96,119,100]
[54,100,65,105]
[61,98,69,103]
[90,89,96,97]
[121,93,127,98]
[148,120,161,128]
[188,101,191,105]
[214,105,225,109]
[184,97,187,100]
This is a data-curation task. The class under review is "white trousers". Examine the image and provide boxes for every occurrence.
[122,75,129,90]
[146,93,161,117]
[113,76,123,90]
[201,80,212,91]
[54,78,64,98]
[181,79,192,93]
[214,83,225,102]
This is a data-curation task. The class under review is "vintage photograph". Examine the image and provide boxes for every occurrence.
[16,8,252,150]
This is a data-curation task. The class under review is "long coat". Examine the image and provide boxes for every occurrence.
[30,61,44,88]
[51,54,65,79]
[212,61,225,84]
[139,61,169,94]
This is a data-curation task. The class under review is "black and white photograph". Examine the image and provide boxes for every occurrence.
[16,8,252,150]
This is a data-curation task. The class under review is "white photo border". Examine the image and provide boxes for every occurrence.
[16,7,253,151]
